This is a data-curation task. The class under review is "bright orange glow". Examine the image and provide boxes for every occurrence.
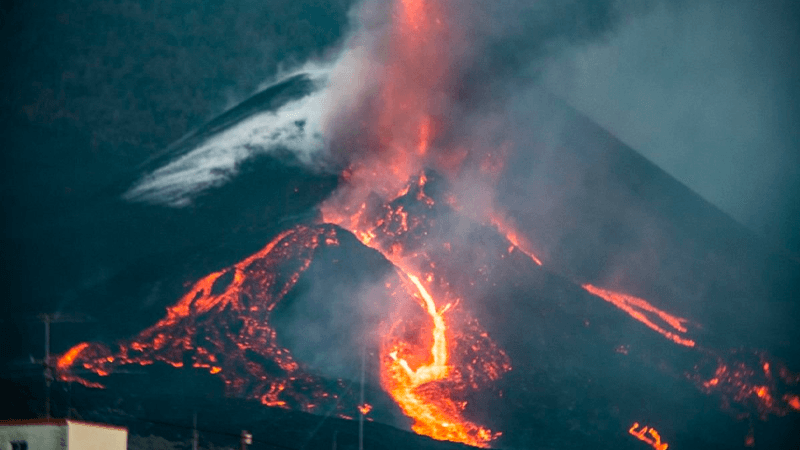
[400,0,427,31]
[489,213,543,266]
[582,284,695,347]
[382,271,499,447]
[323,169,512,447]
[417,116,431,156]
[691,352,800,418]
[56,226,353,414]
[398,273,449,381]
[629,422,669,450]
[55,343,105,389]
[358,403,373,415]
[325,199,508,445]
[57,342,90,370]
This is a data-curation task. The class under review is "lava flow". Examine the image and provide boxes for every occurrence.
[317,0,516,441]
[629,422,668,450]
[58,177,514,447]
[384,273,500,445]
[581,284,695,347]
[322,172,512,447]
[57,225,353,412]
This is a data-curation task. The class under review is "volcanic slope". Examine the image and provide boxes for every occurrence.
[54,166,799,449]
[0,74,338,371]
[11,73,798,449]
[121,71,800,358]
[496,88,799,355]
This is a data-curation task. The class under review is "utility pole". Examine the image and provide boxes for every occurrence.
[43,314,52,419]
[359,344,366,450]
[31,312,93,420]
[192,411,199,450]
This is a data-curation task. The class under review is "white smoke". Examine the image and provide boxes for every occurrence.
[123,70,331,207]
[122,27,384,207]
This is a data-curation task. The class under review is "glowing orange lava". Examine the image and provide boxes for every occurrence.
[55,342,105,389]
[56,342,90,371]
[318,0,516,437]
[582,284,695,347]
[323,186,510,447]
[691,349,800,418]
[787,394,800,411]
[489,213,543,266]
[629,422,669,450]
[57,225,354,413]
[358,403,373,415]
[382,272,500,447]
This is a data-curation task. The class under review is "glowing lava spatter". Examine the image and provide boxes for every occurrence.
[56,343,105,389]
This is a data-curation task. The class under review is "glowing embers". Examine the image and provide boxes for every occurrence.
[629,422,669,450]
[358,403,373,415]
[322,171,440,256]
[581,284,695,347]
[691,349,800,419]
[56,225,348,413]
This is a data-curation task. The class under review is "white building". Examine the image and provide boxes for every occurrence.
[0,419,127,450]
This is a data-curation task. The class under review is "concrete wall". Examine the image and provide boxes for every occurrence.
[0,420,127,450]
[67,421,127,450]
[0,423,67,449]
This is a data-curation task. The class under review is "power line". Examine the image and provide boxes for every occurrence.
[32,313,92,418]
[97,411,301,450]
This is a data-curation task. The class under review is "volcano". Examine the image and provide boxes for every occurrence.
[43,70,800,446]
[5,0,800,448]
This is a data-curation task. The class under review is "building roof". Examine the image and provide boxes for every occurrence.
[0,418,127,432]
